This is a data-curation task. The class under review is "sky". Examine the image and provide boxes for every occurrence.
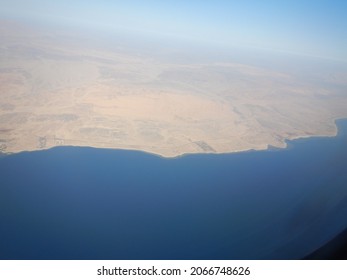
[1,0,347,61]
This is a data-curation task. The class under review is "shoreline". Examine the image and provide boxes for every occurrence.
[2,117,346,160]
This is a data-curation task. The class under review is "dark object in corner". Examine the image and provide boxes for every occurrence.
[304,228,347,260]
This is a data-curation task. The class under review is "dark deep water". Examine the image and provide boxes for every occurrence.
[1,119,347,260]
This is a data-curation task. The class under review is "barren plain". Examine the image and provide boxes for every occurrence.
[1,20,347,157]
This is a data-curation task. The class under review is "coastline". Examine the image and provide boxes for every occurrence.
[2,117,346,160]
[1,117,347,260]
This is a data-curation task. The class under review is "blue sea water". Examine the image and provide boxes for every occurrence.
[0,119,347,260]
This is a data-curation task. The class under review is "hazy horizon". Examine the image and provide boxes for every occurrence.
[1,0,347,62]
[1,0,347,263]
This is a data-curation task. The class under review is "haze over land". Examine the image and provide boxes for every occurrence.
[1,2,347,157]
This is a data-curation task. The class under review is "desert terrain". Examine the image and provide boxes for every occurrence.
[1,20,347,157]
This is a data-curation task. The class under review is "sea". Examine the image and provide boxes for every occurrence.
[1,119,347,260]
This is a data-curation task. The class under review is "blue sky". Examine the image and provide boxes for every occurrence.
[1,0,347,61]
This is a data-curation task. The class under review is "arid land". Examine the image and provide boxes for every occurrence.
[1,20,347,157]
